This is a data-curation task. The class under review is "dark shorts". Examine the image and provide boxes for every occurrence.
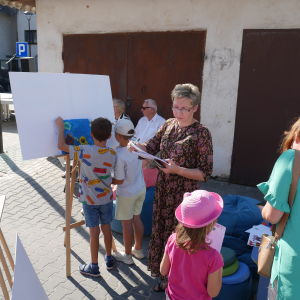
[82,201,113,228]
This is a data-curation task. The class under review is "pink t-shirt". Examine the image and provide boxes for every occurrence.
[142,168,158,188]
[165,233,223,300]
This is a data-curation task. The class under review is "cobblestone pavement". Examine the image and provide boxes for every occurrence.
[0,117,261,299]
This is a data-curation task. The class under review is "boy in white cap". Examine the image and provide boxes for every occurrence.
[112,119,146,264]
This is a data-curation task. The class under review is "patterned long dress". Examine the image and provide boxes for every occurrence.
[144,118,213,279]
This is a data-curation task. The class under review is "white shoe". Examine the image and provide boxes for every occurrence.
[113,251,134,264]
[131,247,145,259]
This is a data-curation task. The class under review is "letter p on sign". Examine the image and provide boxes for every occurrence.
[16,42,28,57]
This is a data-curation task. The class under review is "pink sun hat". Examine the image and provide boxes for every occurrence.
[175,190,223,228]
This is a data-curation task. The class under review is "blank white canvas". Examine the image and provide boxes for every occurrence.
[9,72,116,160]
[11,234,49,300]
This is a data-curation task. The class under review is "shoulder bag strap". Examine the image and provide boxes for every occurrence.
[275,150,300,240]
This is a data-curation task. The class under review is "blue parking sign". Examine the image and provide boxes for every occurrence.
[16,42,28,57]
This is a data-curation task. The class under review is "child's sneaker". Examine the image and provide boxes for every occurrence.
[105,255,115,270]
[131,247,145,259]
[79,263,100,277]
[113,251,134,264]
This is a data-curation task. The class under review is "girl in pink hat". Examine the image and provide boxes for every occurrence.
[160,190,224,300]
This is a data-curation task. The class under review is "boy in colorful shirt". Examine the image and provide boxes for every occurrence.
[55,116,116,277]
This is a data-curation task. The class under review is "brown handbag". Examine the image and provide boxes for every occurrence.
[257,150,300,278]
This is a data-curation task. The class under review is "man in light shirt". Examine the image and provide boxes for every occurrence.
[134,99,166,144]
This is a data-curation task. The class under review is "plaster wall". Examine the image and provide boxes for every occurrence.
[35,0,300,177]
[0,12,17,59]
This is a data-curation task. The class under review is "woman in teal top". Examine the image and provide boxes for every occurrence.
[257,118,300,300]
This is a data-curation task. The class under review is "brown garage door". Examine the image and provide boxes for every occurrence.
[63,33,127,101]
[63,31,206,125]
[230,29,300,186]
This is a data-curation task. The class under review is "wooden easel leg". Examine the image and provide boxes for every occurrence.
[0,266,9,300]
[0,246,12,288]
[65,156,71,277]
[64,160,78,247]
[0,229,14,271]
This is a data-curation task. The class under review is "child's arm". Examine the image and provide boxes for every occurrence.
[207,253,223,298]
[160,251,171,276]
[112,178,124,185]
[55,117,69,153]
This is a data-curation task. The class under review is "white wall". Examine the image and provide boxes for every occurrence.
[35,0,300,178]
[0,11,17,60]
[17,10,38,69]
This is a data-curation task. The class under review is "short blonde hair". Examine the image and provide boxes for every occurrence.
[280,117,300,153]
[113,98,126,114]
[171,83,201,107]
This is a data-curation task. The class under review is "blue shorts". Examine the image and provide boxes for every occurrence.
[82,201,113,228]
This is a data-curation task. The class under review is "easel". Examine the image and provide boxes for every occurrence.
[62,155,117,277]
[0,195,15,300]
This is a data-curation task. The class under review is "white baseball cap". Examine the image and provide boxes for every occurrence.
[114,119,135,136]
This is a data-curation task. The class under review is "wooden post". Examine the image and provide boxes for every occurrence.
[0,246,12,288]
[111,233,117,252]
[0,266,9,300]
[65,156,71,277]
[64,160,78,247]
[0,196,14,272]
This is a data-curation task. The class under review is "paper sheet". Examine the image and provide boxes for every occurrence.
[206,223,226,253]
[9,72,116,160]
[246,224,272,247]
[11,234,49,300]
[128,141,170,166]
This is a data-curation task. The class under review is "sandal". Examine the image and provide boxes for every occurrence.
[79,263,100,277]
[153,282,166,293]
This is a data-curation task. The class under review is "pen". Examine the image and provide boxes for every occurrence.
[133,138,140,145]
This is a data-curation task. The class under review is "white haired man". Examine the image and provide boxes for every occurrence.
[135,99,165,144]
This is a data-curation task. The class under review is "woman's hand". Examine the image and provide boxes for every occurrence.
[127,143,136,153]
[158,159,205,181]
[127,142,147,153]
[158,159,180,174]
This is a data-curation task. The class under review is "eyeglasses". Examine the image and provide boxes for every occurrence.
[171,106,194,114]
[141,106,152,110]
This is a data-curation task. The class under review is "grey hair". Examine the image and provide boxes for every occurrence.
[144,99,157,111]
[113,98,126,114]
[171,84,201,107]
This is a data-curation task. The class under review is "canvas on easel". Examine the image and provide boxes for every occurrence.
[9,72,118,161]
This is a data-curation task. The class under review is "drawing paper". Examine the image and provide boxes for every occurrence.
[246,224,272,247]
[11,234,48,300]
[9,72,116,160]
[206,223,226,253]
[128,141,170,165]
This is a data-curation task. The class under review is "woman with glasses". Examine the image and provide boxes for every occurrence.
[128,83,213,292]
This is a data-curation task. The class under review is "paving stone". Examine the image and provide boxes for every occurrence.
[48,285,74,299]
[43,275,67,294]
